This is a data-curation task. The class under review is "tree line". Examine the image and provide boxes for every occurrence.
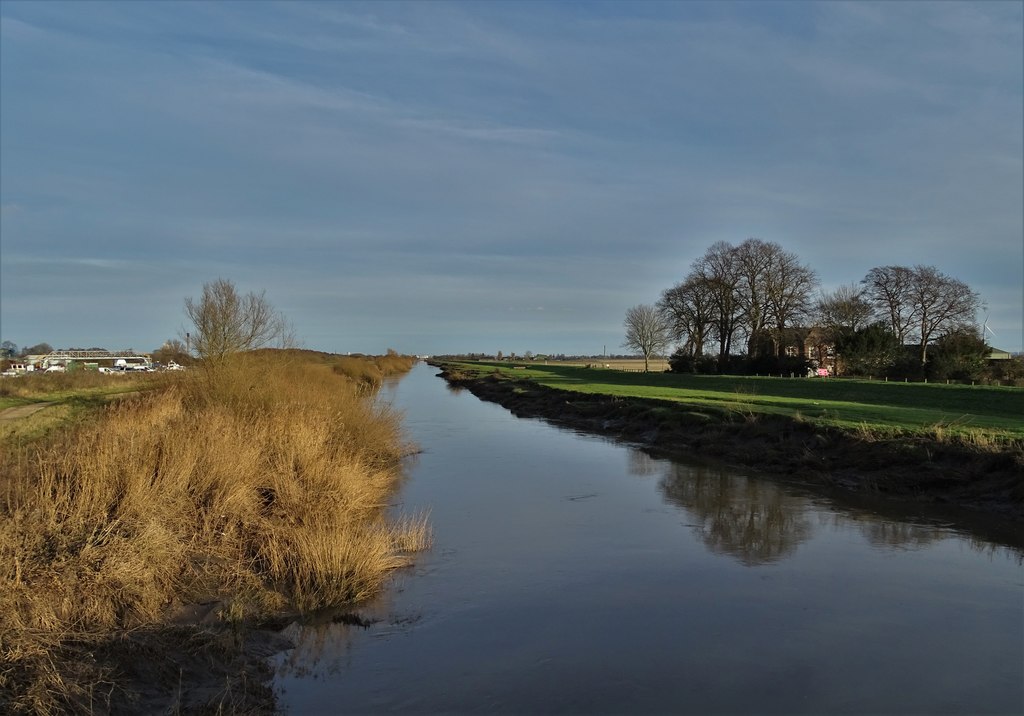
[624,238,1002,380]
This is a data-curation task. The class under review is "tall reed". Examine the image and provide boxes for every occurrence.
[0,351,426,713]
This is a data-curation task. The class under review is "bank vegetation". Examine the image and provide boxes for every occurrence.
[0,349,424,714]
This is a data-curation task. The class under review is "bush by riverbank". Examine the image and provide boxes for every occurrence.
[0,352,426,714]
[433,362,1024,520]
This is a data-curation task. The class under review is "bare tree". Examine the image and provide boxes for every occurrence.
[658,276,716,357]
[184,278,292,362]
[734,238,777,357]
[817,284,873,334]
[765,248,818,356]
[862,266,917,345]
[863,265,982,367]
[692,241,743,365]
[908,265,981,367]
[623,304,673,372]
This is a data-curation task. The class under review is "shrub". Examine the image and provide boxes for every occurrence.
[927,329,989,382]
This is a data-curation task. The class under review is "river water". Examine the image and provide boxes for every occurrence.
[272,363,1023,714]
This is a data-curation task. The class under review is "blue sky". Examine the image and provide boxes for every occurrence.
[2,0,1021,356]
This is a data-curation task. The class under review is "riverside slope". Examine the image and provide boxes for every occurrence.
[432,362,1024,522]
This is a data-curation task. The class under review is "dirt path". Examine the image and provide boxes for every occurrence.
[0,402,55,421]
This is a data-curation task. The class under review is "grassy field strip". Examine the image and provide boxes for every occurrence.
[457,362,1024,438]
[545,380,1017,431]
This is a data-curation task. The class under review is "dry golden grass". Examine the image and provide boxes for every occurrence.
[0,369,153,401]
[0,351,426,714]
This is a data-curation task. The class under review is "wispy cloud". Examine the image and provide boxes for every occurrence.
[1,1,1020,353]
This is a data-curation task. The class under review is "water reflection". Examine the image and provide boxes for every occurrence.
[634,447,1023,565]
[273,365,1024,715]
[626,449,662,477]
[656,461,813,566]
[275,587,408,681]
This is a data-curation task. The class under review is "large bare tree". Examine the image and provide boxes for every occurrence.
[720,238,819,357]
[692,241,743,365]
[862,265,917,345]
[765,248,818,356]
[816,284,873,334]
[863,265,981,367]
[184,278,292,362]
[623,304,673,372]
[908,265,981,367]
[658,276,716,358]
[733,238,777,357]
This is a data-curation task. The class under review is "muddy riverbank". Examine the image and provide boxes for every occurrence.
[433,363,1024,521]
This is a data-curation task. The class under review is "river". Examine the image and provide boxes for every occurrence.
[272,362,1023,714]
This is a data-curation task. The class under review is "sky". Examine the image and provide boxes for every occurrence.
[1,0,1022,357]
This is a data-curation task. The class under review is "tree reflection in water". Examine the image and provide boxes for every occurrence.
[860,520,940,550]
[655,459,814,566]
[636,448,1023,564]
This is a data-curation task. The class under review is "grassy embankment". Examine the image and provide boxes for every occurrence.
[0,350,426,714]
[436,361,1024,513]
[449,361,1024,439]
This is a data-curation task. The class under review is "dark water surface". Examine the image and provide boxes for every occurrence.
[273,363,1023,714]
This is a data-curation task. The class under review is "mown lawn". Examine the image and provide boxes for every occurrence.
[448,362,1024,439]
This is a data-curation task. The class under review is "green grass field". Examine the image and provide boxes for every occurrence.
[448,361,1024,440]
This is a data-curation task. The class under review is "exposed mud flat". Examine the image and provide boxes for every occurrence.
[433,364,1024,522]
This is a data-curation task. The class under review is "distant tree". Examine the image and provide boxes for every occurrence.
[497,350,503,361]
[0,340,17,359]
[152,338,191,366]
[674,239,816,365]
[692,241,743,365]
[623,304,673,372]
[658,276,715,358]
[764,247,818,356]
[184,278,292,363]
[817,284,873,335]
[907,266,981,368]
[668,347,717,374]
[733,238,779,357]
[927,328,989,382]
[863,265,982,368]
[20,342,53,357]
[834,322,902,377]
[863,265,918,345]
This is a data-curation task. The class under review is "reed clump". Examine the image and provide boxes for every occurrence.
[0,351,427,714]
